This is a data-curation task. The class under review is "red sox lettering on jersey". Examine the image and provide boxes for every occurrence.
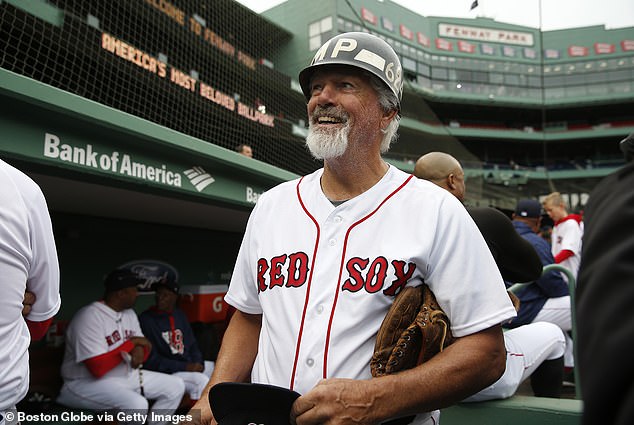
[225,166,516,399]
[105,329,137,346]
[162,329,185,355]
[258,253,415,296]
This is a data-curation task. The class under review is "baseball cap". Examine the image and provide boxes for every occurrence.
[209,382,301,425]
[104,269,144,293]
[515,199,542,218]
[117,260,179,293]
[154,273,179,294]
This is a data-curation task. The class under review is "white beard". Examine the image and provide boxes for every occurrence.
[306,121,350,160]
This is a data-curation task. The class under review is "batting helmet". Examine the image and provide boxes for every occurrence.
[299,32,403,107]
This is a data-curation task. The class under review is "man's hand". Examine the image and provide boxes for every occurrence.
[182,397,216,425]
[130,345,146,368]
[129,336,152,350]
[22,290,36,316]
[129,337,151,369]
[186,362,205,372]
[291,378,381,425]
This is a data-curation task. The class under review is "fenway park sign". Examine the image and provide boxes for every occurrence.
[438,23,534,46]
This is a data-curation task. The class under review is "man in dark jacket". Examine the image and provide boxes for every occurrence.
[139,277,214,402]
[577,133,634,425]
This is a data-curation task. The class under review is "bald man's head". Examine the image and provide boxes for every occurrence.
[414,152,466,201]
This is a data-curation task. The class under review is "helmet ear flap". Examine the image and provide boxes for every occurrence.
[299,32,403,108]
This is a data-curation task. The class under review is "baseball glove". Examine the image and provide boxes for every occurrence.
[371,284,455,377]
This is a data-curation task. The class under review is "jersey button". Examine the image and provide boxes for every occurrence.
[306,358,315,367]
[334,216,342,223]
[329,238,336,246]
[316,304,324,314]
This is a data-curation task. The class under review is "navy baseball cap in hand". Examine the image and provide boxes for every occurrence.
[209,382,301,425]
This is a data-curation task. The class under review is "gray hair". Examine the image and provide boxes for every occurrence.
[366,73,400,153]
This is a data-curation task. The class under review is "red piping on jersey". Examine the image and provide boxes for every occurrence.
[322,174,414,378]
[292,173,415,382]
[289,176,321,391]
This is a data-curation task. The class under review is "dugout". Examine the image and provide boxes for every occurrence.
[1,67,298,319]
[1,0,307,411]
[1,66,300,413]
[1,0,308,321]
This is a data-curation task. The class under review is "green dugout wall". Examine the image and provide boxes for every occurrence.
[0,68,298,318]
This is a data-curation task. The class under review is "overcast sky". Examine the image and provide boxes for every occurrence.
[236,0,634,31]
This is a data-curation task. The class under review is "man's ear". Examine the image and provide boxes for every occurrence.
[380,109,398,130]
[447,173,457,190]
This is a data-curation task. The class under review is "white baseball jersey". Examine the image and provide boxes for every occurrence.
[225,165,516,421]
[61,301,144,380]
[57,302,186,420]
[552,216,583,280]
[0,159,61,410]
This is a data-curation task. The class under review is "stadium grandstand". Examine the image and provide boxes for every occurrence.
[261,0,634,210]
[2,0,633,217]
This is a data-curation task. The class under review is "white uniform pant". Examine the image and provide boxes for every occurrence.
[462,322,566,402]
[172,360,215,400]
[56,369,185,425]
[533,296,574,368]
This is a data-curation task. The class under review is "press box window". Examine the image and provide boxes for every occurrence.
[418,63,430,77]
[431,67,448,80]
[308,16,333,51]
[402,57,417,73]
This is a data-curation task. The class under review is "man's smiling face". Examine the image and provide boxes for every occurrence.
[305,65,384,160]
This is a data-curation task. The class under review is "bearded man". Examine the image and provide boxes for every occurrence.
[188,32,515,425]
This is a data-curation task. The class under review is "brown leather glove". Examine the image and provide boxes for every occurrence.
[371,284,455,377]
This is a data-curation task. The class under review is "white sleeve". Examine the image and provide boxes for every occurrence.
[559,220,583,255]
[24,184,61,321]
[424,195,516,337]
[3,162,61,322]
[224,198,265,315]
[71,308,112,363]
